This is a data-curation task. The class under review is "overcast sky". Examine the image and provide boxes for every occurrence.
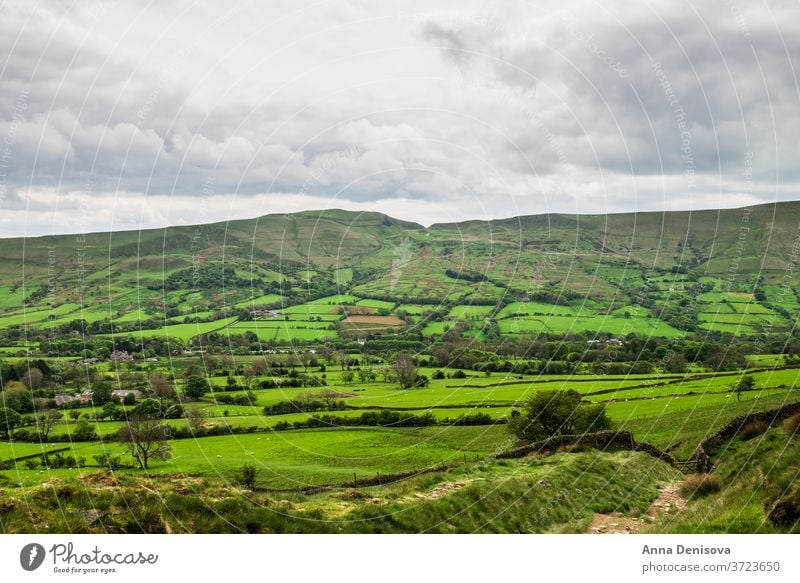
[1,0,799,236]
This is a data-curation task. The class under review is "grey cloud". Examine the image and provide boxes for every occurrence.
[2,0,800,235]
[423,2,800,182]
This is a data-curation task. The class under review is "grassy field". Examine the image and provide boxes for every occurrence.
[2,360,799,490]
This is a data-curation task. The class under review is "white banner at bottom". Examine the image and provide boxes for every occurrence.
[0,534,797,583]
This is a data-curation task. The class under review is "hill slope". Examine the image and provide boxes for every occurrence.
[0,202,798,342]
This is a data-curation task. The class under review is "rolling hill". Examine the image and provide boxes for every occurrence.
[0,201,798,343]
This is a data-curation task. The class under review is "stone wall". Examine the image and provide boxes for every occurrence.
[691,400,800,472]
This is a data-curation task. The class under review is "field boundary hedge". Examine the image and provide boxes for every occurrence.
[0,446,71,469]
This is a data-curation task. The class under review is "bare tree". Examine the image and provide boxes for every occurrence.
[117,414,172,469]
[319,389,340,410]
[251,359,269,376]
[185,407,209,431]
[148,373,176,407]
[36,409,62,440]
[242,368,256,389]
[391,353,418,389]
[219,354,235,373]
[22,368,44,390]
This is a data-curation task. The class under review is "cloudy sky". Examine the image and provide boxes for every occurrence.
[1,0,799,236]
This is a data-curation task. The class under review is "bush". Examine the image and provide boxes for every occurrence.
[679,474,721,499]
[163,404,184,419]
[767,488,800,528]
[739,419,769,441]
[783,412,800,437]
[234,463,259,489]
[449,412,495,426]
[93,453,125,470]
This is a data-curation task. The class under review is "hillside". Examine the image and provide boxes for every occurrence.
[0,202,798,346]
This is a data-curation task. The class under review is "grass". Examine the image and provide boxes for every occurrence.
[1,425,508,489]
[0,449,679,533]
[654,425,800,533]
[111,317,238,341]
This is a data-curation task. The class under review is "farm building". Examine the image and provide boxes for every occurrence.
[54,394,77,406]
[250,309,281,318]
[112,389,143,400]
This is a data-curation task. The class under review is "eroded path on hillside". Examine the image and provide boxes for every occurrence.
[588,482,686,534]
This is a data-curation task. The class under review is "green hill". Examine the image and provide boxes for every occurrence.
[1,202,798,343]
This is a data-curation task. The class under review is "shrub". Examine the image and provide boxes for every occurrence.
[680,474,721,499]
[24,459,38,470]
[767,488,800,528]
[93,453,125,470]
[163,404,184,419]
[783,412,800,437]
[234,463,259,489]
[739,419,769,441]
[449,412,494,426]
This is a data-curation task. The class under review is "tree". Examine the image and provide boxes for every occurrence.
[340,370,355,384]
[134,398,162,418]
[735,375,755,401]
[73,418,96,440]
[507,389,612,442]
[36,409,62,440]
[663,352,688,373]
[101,402,121,421]
[357,368,377,383]
[117,414,172,469]
[319,389,340,410]
[21,368,44,390]
[91,380,114,405]
[185,407,208,431]
[149,373,176,408]
[251,359,269,376]
[0,407,22,438]
[0,383,34,413]
[391,353,418,389]
[242,368,256,389]
[184,376,210,401]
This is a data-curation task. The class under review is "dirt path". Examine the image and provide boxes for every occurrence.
[588,482,686,534]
